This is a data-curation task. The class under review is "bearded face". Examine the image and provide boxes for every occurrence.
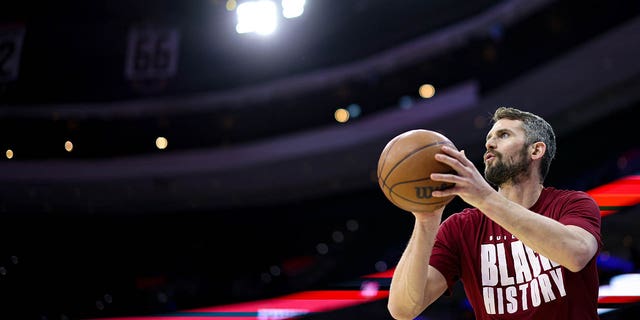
[484,144,532,186]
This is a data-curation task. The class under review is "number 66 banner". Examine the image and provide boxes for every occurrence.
[124,25,180,81]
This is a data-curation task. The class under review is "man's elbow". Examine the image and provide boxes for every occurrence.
[388,300,425,320]
[565,255,591,272]
[565,244,598,272]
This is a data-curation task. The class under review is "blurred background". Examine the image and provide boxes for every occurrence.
[1,0,639,319]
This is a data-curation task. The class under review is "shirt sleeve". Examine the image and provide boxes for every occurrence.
[558,191,603,248]
[429,214,462,294]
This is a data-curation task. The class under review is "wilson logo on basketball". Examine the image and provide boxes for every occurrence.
[415,183,453,199]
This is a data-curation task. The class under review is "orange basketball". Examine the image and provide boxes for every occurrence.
[377,129,457,213]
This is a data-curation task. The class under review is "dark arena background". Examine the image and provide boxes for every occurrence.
[1,0,640,319]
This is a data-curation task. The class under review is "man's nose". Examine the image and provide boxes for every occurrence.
[485,138,496,150]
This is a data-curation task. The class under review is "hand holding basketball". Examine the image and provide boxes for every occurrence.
[377,129,457,213]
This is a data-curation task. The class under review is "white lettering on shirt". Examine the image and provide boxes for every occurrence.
[480,240,566,314]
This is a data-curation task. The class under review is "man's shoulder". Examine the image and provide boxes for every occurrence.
[543,186,593,201]
[541,187,599,214]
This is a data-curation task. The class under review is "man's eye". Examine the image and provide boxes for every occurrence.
[500,132,509,138]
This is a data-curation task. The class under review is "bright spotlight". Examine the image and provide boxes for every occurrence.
[282,0,305,19]
[235,0,278,35]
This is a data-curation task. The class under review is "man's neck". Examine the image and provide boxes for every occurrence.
[497,179,544,209]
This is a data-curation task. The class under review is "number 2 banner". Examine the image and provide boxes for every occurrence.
[0,24,26,84]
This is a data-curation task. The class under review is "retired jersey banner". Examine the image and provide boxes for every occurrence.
[0,24,26,83]
[124,25,180,81]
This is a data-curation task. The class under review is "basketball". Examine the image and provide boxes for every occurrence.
[377,129,457,213]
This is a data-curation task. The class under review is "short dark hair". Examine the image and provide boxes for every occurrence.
[492,107,556,182]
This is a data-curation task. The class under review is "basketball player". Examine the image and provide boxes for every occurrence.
[387,107,601,319]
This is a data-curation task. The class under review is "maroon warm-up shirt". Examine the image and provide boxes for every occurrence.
[430,187,602,319]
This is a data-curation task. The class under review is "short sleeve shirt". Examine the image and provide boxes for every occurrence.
[429,187,602,319]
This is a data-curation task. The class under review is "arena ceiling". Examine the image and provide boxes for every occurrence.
[2,0,504,105]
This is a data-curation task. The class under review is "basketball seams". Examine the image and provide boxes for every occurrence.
[381,140,453,189]
[377,137,399,181]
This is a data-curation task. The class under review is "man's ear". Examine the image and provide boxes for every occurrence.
[530,142,546,160]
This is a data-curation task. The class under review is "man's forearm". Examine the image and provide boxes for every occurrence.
[388,213,441,319]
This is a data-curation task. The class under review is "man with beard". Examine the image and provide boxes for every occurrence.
[387,107,601,320]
